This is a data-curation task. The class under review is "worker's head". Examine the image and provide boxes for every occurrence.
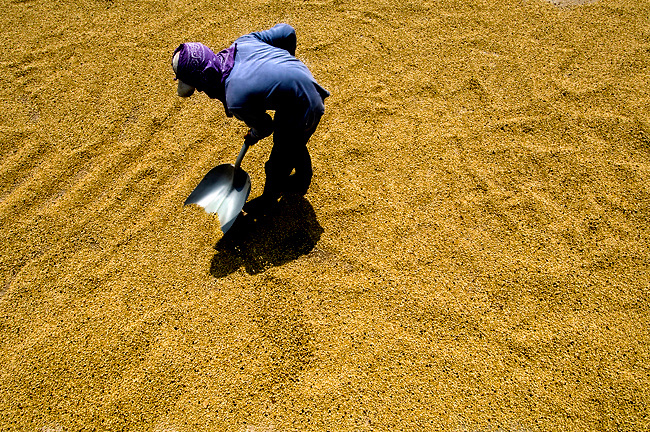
[172,48,195,97]
[171,42,235,106]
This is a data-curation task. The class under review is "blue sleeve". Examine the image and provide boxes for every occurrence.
[230,108,274,140]
[251,23,296,56]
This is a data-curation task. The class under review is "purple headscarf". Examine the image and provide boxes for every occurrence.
[172,42,237,114]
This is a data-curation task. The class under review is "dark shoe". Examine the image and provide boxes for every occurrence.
[243,194,278,216]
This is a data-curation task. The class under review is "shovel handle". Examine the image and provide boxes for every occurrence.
[234,141,250,170]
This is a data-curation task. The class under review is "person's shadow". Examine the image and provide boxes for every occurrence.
[210,195,324,277]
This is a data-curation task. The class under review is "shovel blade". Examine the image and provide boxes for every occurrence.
[185,163,251,233]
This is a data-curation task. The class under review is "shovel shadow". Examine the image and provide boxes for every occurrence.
[210,196,324,277]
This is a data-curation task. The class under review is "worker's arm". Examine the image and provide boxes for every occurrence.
[230,108,274,145]
[251,23,296,56]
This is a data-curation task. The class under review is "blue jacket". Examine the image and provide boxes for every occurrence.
[224,24,329,141]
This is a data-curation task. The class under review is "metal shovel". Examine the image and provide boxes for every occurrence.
[184,142,251,233]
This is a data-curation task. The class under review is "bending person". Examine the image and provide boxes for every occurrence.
[172,23,329,214]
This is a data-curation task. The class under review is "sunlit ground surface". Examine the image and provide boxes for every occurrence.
[1,0,648,430]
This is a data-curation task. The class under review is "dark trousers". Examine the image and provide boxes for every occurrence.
[263,108,323,199]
